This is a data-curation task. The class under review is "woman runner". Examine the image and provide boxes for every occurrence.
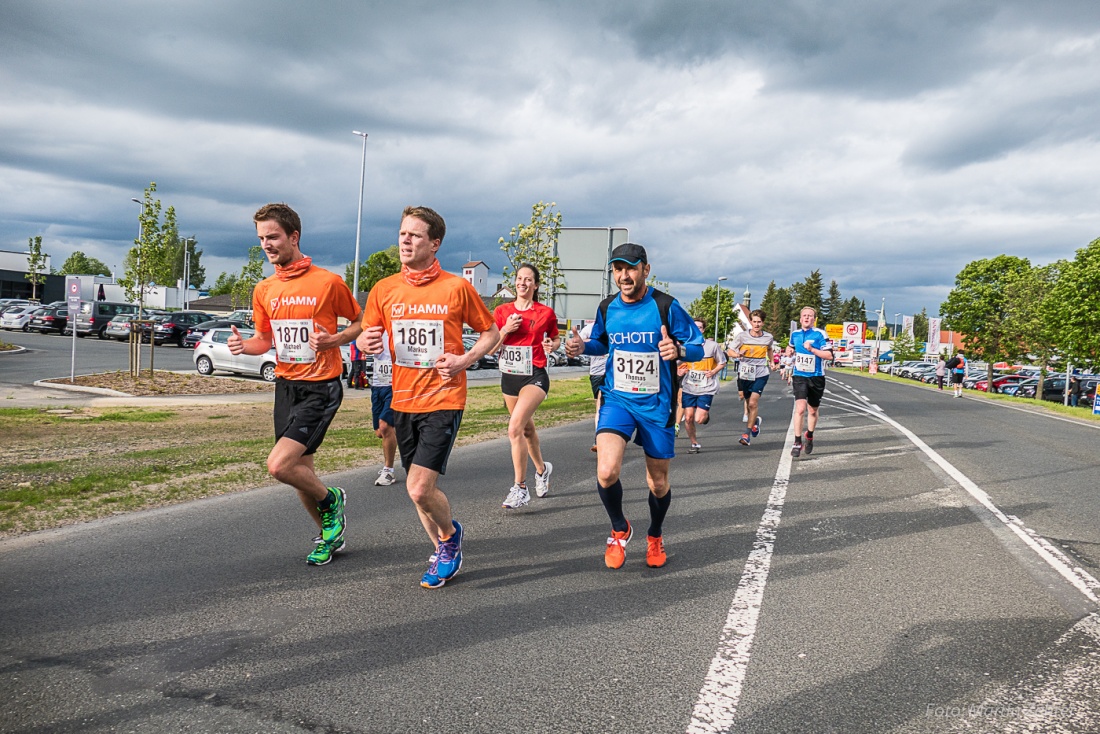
[495,264,561,509]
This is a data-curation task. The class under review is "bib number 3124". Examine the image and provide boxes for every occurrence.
[613,351,661,394]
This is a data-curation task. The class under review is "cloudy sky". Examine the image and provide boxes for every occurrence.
[3,0,1100,319]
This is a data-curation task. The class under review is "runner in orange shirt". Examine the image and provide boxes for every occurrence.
[358,206,499,589]
[228,203,363,566]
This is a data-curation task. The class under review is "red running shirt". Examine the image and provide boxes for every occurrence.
[494,301,559,369]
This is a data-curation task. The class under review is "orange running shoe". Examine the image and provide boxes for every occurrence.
[604,521,633,569]
[646,535,667,568]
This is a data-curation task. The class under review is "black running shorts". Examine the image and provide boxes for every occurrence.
[791,375,826,408]
[500,366,550,397]
[589,373,604,399]
[394,409,464,475]
[273,377,343,455]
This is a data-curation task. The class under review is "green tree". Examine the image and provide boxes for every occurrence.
[913,308,930,350]
[1002,262,1063,396]
[499,201,566,307]
[1049,237,1100,371]
[25,236,47,300]
[823,280,844,325]
[687,284,738,342]
[789,270,824,317]
[58,252,111,276]
[891,329,922,361]
[345,245,400,294]
[840,297,865,323]
[117,183,180,311]
[168,235,205,289]
[759,281,793,342]
[208,272,238,297]
[231,246,266,309]
[941,254,1032,384]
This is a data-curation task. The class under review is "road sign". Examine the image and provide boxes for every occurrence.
[66,277,81,313]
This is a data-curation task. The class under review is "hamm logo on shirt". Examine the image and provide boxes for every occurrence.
[391,303,449,318]
[270,295,318,312]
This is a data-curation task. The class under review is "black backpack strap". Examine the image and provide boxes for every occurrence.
[649,288,682,427]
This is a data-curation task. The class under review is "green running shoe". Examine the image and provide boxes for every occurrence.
[318,487,346,544]
[307,537,344,566]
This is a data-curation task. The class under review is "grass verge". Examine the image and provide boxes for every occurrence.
[0,379,595,537]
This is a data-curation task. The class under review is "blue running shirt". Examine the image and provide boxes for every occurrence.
[789,328,830,377]
[584,289,703,425]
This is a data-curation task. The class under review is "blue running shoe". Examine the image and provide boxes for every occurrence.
[419,551,442,588]
[434,520,463,583]
[751,416,762,438]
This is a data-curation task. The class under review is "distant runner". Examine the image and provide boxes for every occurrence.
[369,330,398,486]
[728,309,775,447]
[785,306,833,458]
[677,318,726,454]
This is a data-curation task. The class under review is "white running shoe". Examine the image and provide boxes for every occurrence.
[688,443,702,454]
[374,468,396,486]
[742,412,749,422]
[535,461,553,498]
[502,483,530,509]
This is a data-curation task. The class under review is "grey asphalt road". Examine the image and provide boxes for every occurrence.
[0,329,198,385]
[1,373,1098,733]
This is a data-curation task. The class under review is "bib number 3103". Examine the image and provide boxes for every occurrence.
[613,351,661,394]
[499,345,533,375]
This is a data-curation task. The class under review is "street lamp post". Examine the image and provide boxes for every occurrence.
[351,130,369,300]
[714,276,727,342]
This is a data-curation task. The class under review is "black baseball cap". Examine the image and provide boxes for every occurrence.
[609,243,647,266]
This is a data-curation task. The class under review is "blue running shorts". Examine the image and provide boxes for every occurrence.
[681,393,713,411]
[371,385,395,430]
[597,401,675,459]
[738,374,770,398]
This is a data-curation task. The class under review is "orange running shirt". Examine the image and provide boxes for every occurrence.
[252,265,361,382]
[362,270,494,413]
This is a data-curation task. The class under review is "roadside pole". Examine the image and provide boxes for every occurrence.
[66,277,81,383]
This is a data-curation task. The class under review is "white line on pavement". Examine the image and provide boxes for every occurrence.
[826,378,1100,604]
[686,411,796,734]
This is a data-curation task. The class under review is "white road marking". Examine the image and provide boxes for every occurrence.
[687,376,1099,733]
[686,416,796,734]
[827,378,1100,603]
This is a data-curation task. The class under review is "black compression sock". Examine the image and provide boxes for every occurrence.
[597,480,628,533]
[806,430,814,439]
[647,490,672,538]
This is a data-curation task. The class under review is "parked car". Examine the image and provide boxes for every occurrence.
[970,374,1029,393]
[150,311,215,347]
[183,318,253,348]
[28,306,69,334]
[103,314,138,341]
[0,305,39,331]
[193,328,277,382]
[461,335,498,370]
[75,301,140,339]
[1016,377,1067,402]
[896,361,937,378]
[0,298,32,311]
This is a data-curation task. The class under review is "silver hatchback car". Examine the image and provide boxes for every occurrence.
[192,328,277,382]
